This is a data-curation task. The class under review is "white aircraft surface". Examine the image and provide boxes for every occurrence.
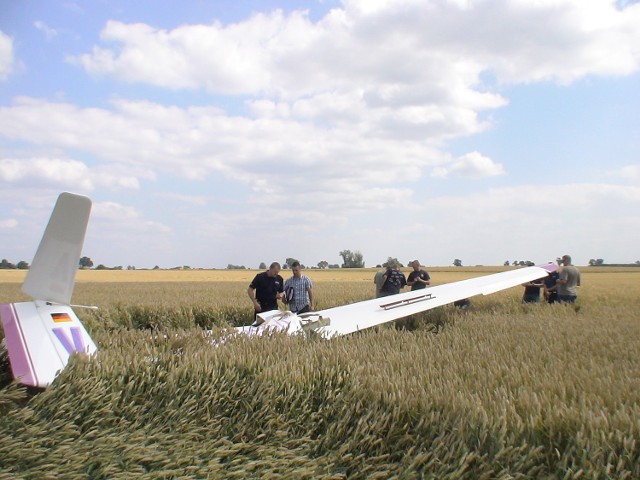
[237,265,553,338]
[1,192,553,388]
[1,193,96,388]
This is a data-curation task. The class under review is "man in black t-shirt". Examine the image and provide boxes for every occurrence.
[521,278,544,303]
[407,260,430,291]
[380,263,407,296]
[248,262,284,320]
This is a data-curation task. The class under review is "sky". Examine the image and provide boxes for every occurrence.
[1,0,639,269]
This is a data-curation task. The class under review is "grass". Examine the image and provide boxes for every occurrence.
[1,267,639,478]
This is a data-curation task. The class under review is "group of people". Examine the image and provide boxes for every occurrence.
[374,260,430,297]
[248,259,431,320]
[247,255,581,320]
[522,254,581,304]
[247,261,313,320]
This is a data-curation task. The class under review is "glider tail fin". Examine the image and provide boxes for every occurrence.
[1,192,95,388]
[21,192,92,305]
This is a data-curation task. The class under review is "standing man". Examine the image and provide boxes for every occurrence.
[283,261,314,314]
[407,260,431,291]
[380,263,407,297]
[557,255,581,303]
[373,268,386,298]
[248,262,284,320]
[521,279,544,303]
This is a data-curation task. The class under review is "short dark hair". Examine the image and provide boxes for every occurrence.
[291,261,301,268]
[269,262,281,270]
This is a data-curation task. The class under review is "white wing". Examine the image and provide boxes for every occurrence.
[235,266,550,338]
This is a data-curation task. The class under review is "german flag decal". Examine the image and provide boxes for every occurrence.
[51,312,72,323]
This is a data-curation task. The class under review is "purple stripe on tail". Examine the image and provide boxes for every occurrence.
[0,303,37,386]
[52,326,87,354]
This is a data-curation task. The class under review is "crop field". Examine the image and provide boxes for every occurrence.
[1,267,639,479]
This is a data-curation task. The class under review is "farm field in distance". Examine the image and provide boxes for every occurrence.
[1,266,639,478]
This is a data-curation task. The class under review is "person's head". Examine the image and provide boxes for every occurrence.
[562,255,572,266]
[291,261,302,277]
[267,262,281,276]
[412,260,420,270]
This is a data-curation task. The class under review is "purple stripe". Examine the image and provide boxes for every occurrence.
[0,303,37,386]
[71,327,87,352]
[52,327,86,354]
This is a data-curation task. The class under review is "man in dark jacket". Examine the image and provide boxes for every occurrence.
[248,262,284,320]
[380,263,407,296]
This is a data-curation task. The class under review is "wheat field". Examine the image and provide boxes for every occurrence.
[1,267,639,479]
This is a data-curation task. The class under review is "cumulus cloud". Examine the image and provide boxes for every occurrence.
[3,1,640,267]
[71,1,640,93]
[431,151,505,178]
[0,157,93,190]
[61,0,640,205]
[0,97,442,215]
[0,30,15,80]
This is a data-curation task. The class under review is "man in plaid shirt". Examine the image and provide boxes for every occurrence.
[283,261,314,313]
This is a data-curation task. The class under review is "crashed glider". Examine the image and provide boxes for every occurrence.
[237,265,554,338]
[1,192,552,388]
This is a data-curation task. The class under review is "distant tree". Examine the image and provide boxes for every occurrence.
[0,259,16,269]
[339,250,352,268]
[504,260,510,266]
[588,258,604,266]
[95,264,108,270]
[17,260,29,270]
[382,257,401,268]
[317,260,329,269]
[153,265,161,270]
[453,259,463,267]
[259,262,267,270]
[284,258,299,269]
[339,249,365,268]
[328,264,340,269]
[79,256,94,269]
[227,264,246,270]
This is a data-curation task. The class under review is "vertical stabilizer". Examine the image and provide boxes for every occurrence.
[22,193,92,305]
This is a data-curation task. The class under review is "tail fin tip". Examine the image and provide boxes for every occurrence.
[21,192,92,305]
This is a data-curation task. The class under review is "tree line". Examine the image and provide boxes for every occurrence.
[5,254,637,271]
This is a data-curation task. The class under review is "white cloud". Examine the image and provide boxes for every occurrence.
[610,164,640,181]
[0,97,444,214]
[0,218,18,229]
[431,151,505,178]
[65,0,640,165]
[0,30,14,80]
[34,21,58,40]
[3,1,640,268]
[0,157,93,190]
[92,200,171,233]
[401,183,640,265]
[72,1,640,94]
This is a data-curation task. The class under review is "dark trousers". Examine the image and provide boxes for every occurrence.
[254,302,278,320]
[293,305,310,314]
[557,295,577,304]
